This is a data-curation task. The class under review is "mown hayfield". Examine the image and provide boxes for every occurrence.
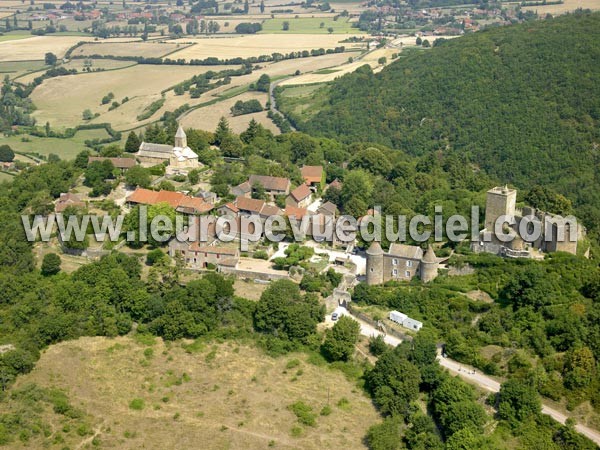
[0,35,95,61]
[71,41,186,58]
[168,34,361,60]
[0,31,32,42]
[180,91,276,133]
[61,58,136,71]
[522,0,600,12]
[0,60,47,79]
[30,64,231,130]
[260,17,361,34]
[7,336,380,449]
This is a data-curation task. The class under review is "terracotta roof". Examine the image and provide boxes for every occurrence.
[176,196,213,214]
[301,166,323,184]
[88,156,136,169]
[289,184,312,202]
[285,206,310,219]
[55,193,85,213]
[248,174,290,192]
[220,202,240,213]
[154,190,186,209]
[127,188,211,213]
[126,188,159,205]
[236,196,266,214]
[260,204,282,217]
[231,180,252,195]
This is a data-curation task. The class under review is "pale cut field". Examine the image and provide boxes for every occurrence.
[30,64,231,130]
[168,34,362,60]
[180,91,277,133]
[0,35,95,61]
[72,41,186,58]
[522,0,600,12]
[8,336,380,449]
[279,36,458,85]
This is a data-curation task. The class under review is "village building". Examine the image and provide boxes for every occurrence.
[286,184,313,209]
[231,175,291,200]
[126,188,213,215]
[88,156,136,174]
[472,186,579,257]
[195,190,217,205]
[366,242,440,285]
[136,125,200,170]
[317,201,339,217]
[300,165,325,188]
[55,192,86,213]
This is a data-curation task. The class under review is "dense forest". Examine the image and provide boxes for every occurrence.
[289,12,600,240]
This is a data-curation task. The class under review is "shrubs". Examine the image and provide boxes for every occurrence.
[41,253,61,276]
[288,401,316,426]
[235,22,262,34]
[137,97,166,121]
[129,398,145,410]
[230,99,263,116]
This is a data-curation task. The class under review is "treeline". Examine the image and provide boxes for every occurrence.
[293,12,600,242]
[70,46,346,66]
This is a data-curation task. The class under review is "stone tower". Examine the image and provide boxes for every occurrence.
[484,185,516,232]
[420,244,438,283]
[366,241,384,285]
[174,124,187,148]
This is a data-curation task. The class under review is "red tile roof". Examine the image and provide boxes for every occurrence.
[289,183,312,202]
[301,166,323,184]
[235,196,266,214]
[285,206,310,219]
[127,188,212,213]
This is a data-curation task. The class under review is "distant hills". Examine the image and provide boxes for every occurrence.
[294,12,600,238]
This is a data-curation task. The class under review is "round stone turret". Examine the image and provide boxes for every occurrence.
[366,241,384,285]
[420,244,438,283]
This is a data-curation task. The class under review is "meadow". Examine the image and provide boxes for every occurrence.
[260,17,361,34]
[6,336,380,449]
[71,41,186,58]
[0,35,94,61]
[522,0,600,13]
[0,128,110,160]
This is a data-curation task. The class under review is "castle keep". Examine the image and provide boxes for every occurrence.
[472,186,578,257]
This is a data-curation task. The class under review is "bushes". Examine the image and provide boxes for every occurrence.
[235,22,262,34]
[137,97,166,121]
[230,99,263,116]
[288,401,316,426]
[129,398,145,410]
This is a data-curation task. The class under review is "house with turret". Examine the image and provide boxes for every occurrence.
[366,242,439,285]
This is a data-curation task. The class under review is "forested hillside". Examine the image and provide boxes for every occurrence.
[294,12,600,238]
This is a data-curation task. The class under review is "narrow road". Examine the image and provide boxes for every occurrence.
[332,307,600,446]
[268,78,296,131]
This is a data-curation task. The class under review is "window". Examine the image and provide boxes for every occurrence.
[407,260,413,267]
[392,258,398,266]
[405,271,410,277]
[392,269,398,276]
[370,267,374,272]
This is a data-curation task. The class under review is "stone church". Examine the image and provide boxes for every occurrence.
[136,125,200,170]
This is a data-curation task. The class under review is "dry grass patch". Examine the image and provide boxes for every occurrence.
[10,336,379,449]
[30,64,231,129]
[169,34,361,60]
[71,41,186,58]
[523,0,600,13]
[0,35,95,62]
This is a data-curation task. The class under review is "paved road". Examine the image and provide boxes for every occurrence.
[331,307,600,446]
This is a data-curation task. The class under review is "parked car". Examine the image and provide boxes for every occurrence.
[331,312,339,321]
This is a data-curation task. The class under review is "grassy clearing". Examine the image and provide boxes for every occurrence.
[0,60,47,78]
[0,32,32,42]
[260,17,361,34]
[0,128,109,160]
[9,336,379,449]
[0,172,15,183]
[276,83,328,119]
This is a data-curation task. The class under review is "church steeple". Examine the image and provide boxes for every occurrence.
[174,124,187,148]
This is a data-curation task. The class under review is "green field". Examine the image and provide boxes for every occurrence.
[0,172,15,183]
[0,32,32,42]
[0,60,47,78]
[0,128,111,161]
[260,17,361,34]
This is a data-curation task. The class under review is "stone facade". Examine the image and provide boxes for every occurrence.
[366,242,439,285]
[472,186,579,257]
